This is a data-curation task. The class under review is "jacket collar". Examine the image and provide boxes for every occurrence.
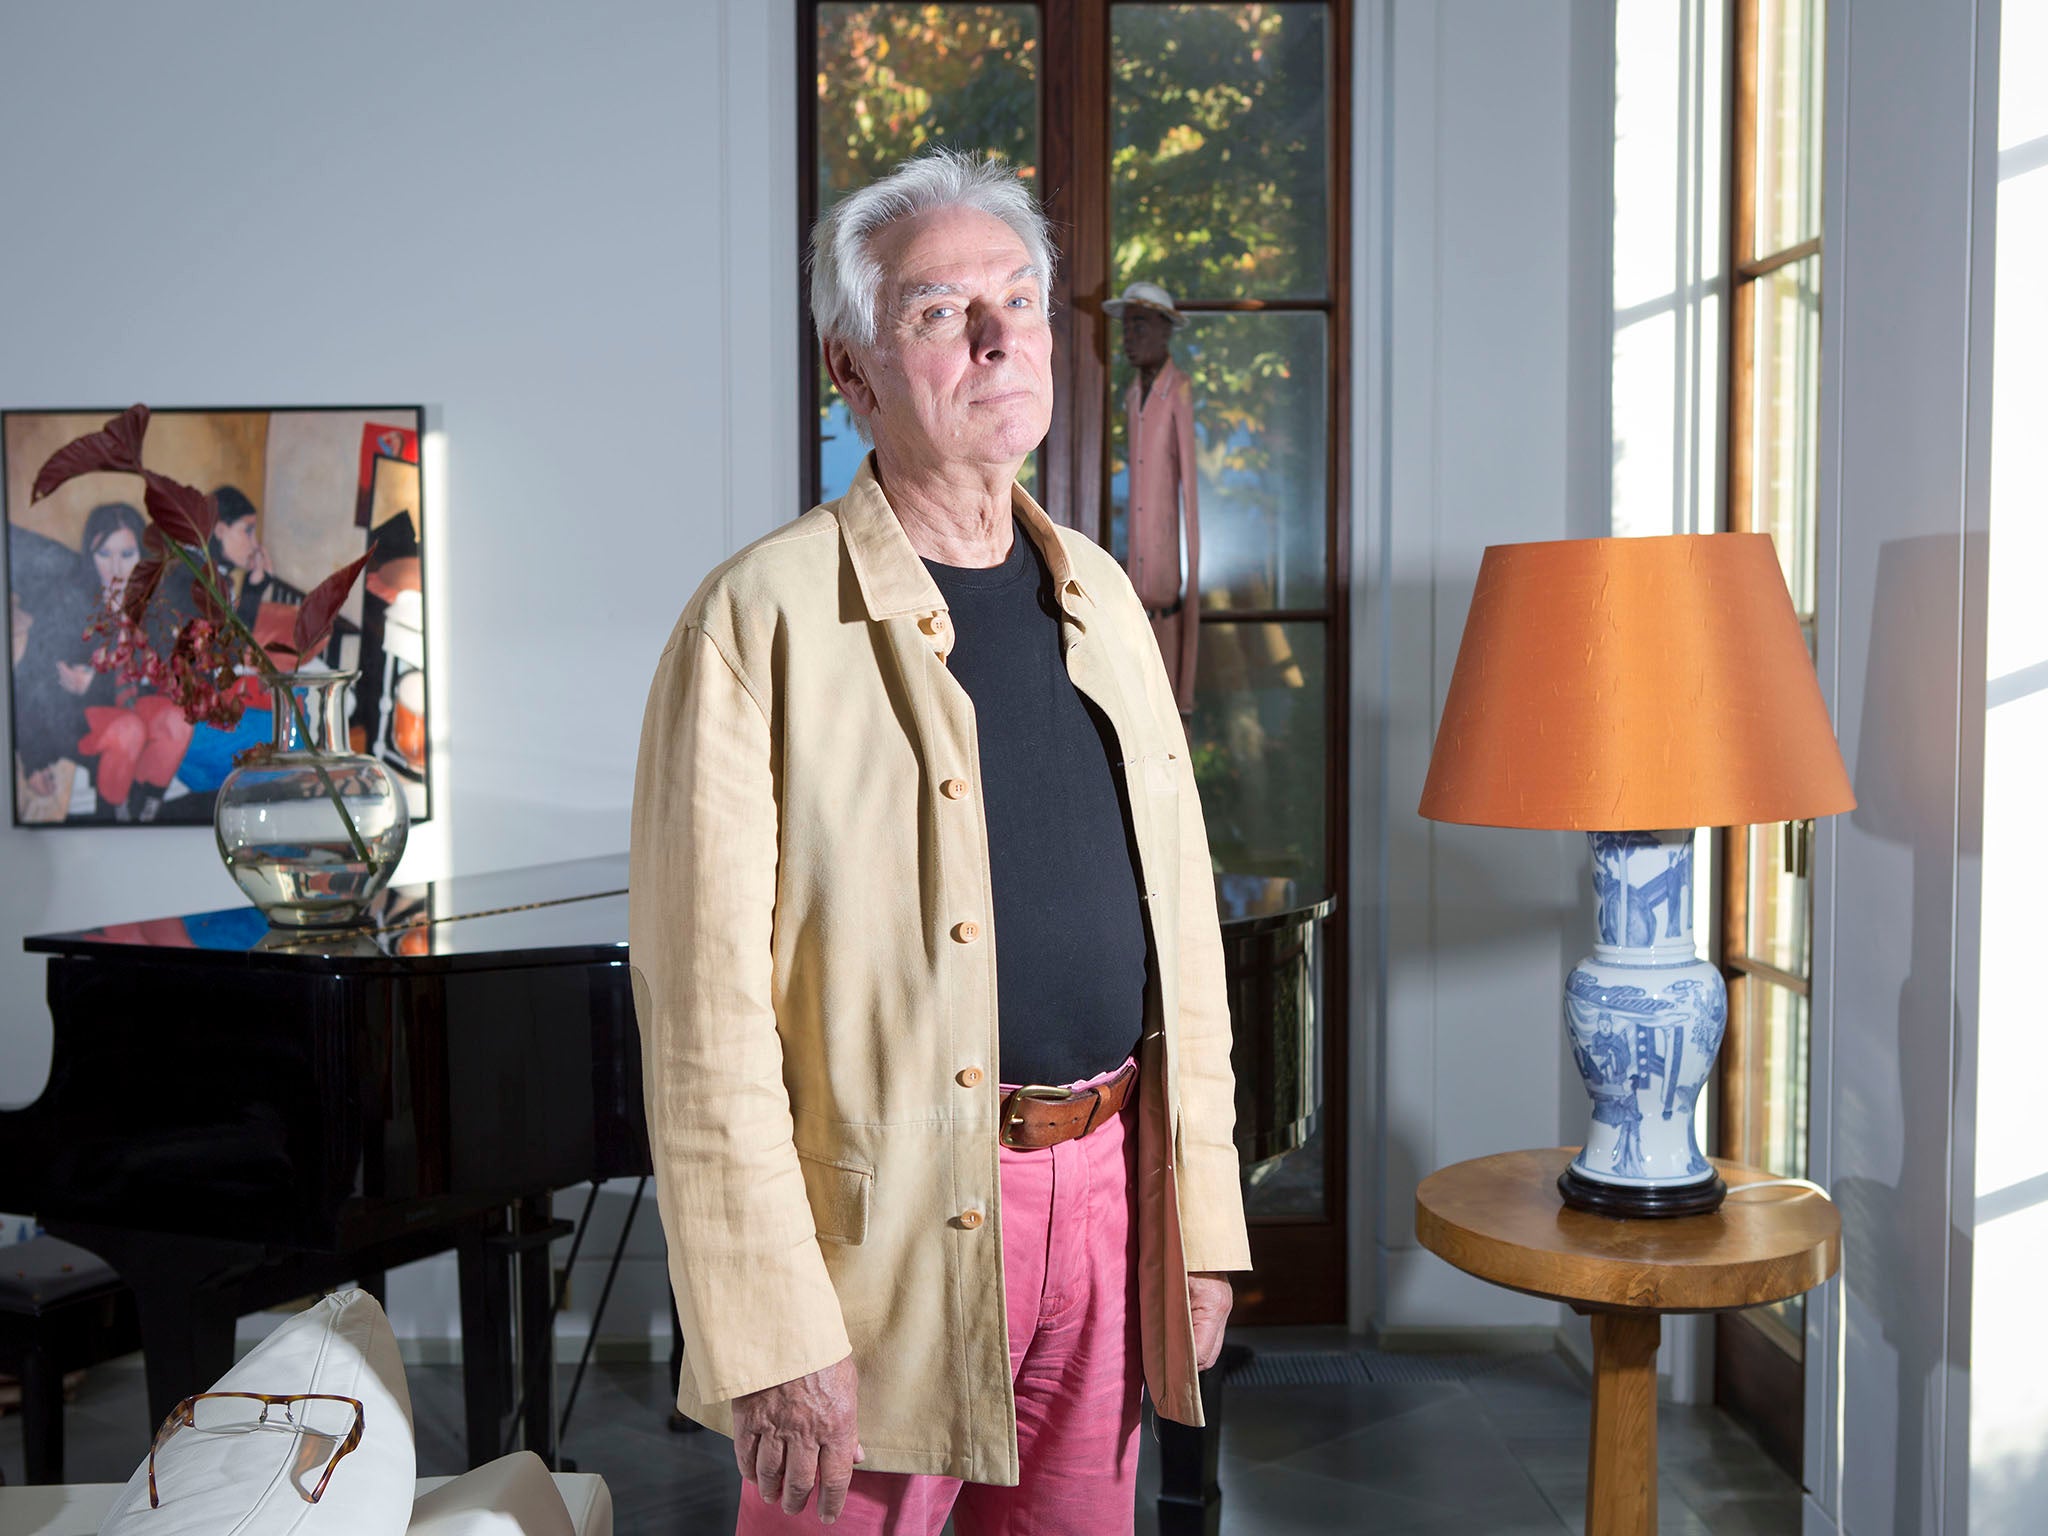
[836,453,1094,620]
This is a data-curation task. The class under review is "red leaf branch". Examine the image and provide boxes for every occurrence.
[30,404,149,501]
[291,551,370,663]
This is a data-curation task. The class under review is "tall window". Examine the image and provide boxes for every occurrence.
[1611,0,1725,545]
[1611,0,1822,1467]
[802,0,1350,1320]
[1715,0,1824,1421]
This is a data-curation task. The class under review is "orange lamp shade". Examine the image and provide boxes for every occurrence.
[1417,533,1855,831]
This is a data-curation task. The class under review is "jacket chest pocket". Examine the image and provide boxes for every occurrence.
[1137,750,1182,798]
[798,1152,872,1246]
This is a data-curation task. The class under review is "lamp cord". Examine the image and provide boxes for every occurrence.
[1722,1178,1845,1524]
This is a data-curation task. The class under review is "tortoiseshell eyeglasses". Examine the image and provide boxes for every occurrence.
[147,1391,365,1509]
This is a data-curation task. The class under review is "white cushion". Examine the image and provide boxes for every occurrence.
[96,1289,415,1536]
[406,1453,570,1536]
[0,1477,610,1536]
[548,1475,611,1536]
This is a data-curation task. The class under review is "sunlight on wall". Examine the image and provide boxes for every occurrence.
[1969,4,2048,1523]
[398,419,453,885]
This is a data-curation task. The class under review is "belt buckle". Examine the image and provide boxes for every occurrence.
[1001,1084,1080,1148]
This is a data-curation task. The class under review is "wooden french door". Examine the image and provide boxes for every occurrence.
[800,1,1353,1322]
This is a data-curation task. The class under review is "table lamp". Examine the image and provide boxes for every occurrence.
[1418,534,1855,1218]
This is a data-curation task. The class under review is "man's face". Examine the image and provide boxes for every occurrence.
[828,205,1053,473]
[1120,308,1173,371]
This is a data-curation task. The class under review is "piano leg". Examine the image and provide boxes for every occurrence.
[44,1224,249,1434]
[455,1198,571,1471]
[457,1209,515,1469]
[514,1194,559,1470]
[18,1343,62,1484]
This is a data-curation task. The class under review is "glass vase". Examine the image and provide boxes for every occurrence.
[214,671,409,928]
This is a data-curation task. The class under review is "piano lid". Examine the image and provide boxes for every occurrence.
[24,854,630,975]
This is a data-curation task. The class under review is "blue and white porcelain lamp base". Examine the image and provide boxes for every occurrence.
[1559,830,1730,1219]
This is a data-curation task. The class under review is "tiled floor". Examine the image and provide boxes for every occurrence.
[3,1332,1801,1533]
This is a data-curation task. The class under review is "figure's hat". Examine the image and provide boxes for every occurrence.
[1103,281,1187,328]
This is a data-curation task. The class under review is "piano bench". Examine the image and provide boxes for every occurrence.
[0,1237,140,1486]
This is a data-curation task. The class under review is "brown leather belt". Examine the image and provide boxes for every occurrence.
[997,1060,1139,1151]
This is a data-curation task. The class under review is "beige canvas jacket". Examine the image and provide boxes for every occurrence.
[627,458,1253,1486]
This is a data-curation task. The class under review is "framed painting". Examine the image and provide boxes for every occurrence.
[4,406,431,827]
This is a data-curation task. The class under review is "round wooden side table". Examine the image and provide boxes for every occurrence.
[1415,1148,1840,1536]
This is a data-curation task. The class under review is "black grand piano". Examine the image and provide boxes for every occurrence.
[2,857,642,1473]
[4,854,1329,1528]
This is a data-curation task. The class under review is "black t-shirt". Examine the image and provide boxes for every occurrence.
[922,522,1150,1087]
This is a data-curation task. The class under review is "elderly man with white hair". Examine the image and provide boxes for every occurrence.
[629,147,1251,1534]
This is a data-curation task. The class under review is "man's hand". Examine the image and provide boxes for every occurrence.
[1189,1273,1234,1370]
[731,1354,864,1524]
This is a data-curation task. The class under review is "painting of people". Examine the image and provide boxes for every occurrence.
[4,407,430,826]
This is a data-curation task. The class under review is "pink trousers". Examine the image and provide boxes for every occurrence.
[735,1058,1144,1535]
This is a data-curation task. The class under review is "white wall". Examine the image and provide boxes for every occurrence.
[1805,1,2000,1530]
[0,0,798,1347]
[1355,0,1596,1336]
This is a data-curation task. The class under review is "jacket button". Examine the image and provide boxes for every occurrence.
[953,920,981,943]
[957,1066,984,1087]
[958,1209,984,1230]
[941,778,969,800]
[920,612,950,636]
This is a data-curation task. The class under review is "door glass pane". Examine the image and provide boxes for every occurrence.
[1743,821,1811,976]
[1753,0,1825,257]
[1110,3,1330,301]
[1188,620,1325,890]
[1247,1124,1325,1217]
[818,355,868,504]
[1751,254,1821,614]
[813,4,1041,503]
[1108,312,1326,610]
[1729,976,1809,1173]
[816,4,1039,209]
[1729,973,1809,1345]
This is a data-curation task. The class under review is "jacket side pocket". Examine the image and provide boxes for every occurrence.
[797,1152,872,1246]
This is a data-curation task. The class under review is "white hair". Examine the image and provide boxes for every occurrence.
[809,147,1056,352]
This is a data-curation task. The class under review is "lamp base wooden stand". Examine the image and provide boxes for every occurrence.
[1556,1164,1728,1219]
[1416,1149,1839,1536]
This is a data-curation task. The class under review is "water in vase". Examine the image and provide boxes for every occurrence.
[214,672,409,928]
